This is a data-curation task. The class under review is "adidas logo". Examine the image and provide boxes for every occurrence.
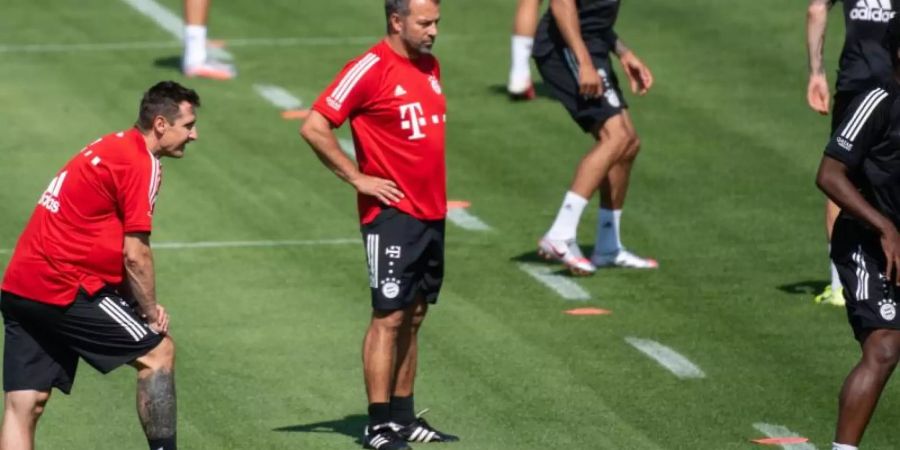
[394,85,407,97]
[850,0,895,22]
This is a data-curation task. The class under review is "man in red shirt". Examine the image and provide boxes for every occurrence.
[0,81,199,450]
[300,1,457,448]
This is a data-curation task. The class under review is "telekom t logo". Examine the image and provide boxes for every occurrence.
[399,102,426,140]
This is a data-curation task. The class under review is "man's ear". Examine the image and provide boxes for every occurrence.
[152,115,168,134]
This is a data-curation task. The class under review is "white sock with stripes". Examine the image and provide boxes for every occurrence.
[832,443,857,450]
[546,191,588,241]
[183,25,207,69]
[593,208,623,255]
[508,35,533,93]
[830,244,841,293]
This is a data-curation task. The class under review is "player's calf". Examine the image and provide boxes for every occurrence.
[133,336,177,450]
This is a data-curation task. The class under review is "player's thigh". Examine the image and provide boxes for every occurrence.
[536,48,627,134]
[0,291,78,394]
[361,208,436,312]
[56,289,164,374]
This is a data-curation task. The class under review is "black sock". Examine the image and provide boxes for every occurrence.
[148,435,176,450]
[368,402,391,426]
[390,395,415,425]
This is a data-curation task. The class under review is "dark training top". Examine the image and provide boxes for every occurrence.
[825,82,900,228]
[836,0,894,92]
[533,0,621,58]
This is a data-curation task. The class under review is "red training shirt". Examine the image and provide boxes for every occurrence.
[1,128,162,306]
[312,39,447,224]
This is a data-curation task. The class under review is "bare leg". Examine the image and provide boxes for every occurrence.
[509,0,543,95]
[569,113,636,200]
[131,336,177,446]
[0,390,50,450]
[392,297,428,398]
[598,110,640,210]
[183,0,210,25]
[834,329,900,445]
[363,309,406,405]
[826,199,840,241]
[512,0,542,36]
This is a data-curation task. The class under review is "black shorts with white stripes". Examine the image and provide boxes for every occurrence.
[832,218,900,342]
[535,47,628,133]
[1,288,162,394]
[361,208,445,311]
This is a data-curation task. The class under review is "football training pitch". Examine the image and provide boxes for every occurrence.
[2,0,898,448]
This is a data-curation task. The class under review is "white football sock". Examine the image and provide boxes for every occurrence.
[508,35,534,93]
[546,191,588,241]
[832,443,857,450]
[183,25,207,69]
[593,208,622,255]
[829,244,841,292]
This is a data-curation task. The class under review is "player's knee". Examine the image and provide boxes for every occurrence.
[140,336,176,372]
[372,309,406,332]
[868,340,900,368]
[5,391,49,420]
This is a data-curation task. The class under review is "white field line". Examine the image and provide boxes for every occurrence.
[253,84,303,110]
[517,263,590,301]
[447,207,491,231]
[0,36,381,54]
[0,239,359,254]
[152,238,358,250]
[624,337,706,379]
[752,423,817,450]
[119,0,234,60]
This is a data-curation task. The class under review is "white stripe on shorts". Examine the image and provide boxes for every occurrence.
[99,298,146,341]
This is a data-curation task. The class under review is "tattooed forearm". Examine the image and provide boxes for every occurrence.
[137,369,177,439]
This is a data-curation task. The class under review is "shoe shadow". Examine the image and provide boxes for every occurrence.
[273,414,367,443]
[509,250,583,277]
[153,55,182,72]
[776,280,828,295]
[486,82,553,100]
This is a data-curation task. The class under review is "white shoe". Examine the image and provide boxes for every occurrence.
[591,248,658,269]
[183,60,236,80]
[538,237,596,275]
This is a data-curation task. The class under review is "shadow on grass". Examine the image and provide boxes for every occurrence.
[153,55,182,73]
[777,279,827,296]
[486,81,554,100]
[273,414,367,442]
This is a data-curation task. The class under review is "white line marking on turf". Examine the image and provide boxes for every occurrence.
[119,0,183,38]
[253,84,303,110]
[0,239,359,254]
[517,263,590,301]
[151,238,358,250]
[119,0,234,60]
[624,337,706,379]
[752,423,817,450]
[0,35,478,55]
[447,208,492,231]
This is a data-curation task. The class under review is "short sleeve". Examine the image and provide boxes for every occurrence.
[311,52,382,127]
[116,154,160,234]
[825,88,891,169]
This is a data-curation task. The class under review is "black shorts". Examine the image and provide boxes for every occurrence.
[535,47,628,133]
[1,288,163,394]
[832,219,900,342]
[360,208,445,311]
[831,90,862,135]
